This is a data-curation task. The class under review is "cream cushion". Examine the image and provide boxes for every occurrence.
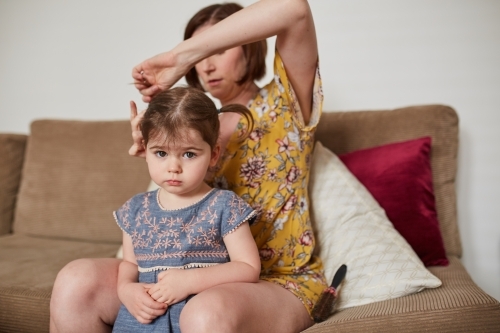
[309,142,442,310]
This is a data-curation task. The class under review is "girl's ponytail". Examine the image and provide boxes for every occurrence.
[218,104,254,140]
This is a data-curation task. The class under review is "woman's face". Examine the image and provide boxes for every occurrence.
[193,24,248,104]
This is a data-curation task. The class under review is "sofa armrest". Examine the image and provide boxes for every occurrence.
[0,133,27,235]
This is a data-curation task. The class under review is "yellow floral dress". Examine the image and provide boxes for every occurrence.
[207,50,327,316]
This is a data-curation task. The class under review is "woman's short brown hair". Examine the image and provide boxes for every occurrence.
[184,2,267,91]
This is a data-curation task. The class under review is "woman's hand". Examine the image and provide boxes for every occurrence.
[132,51,188,103]
[128,101,146,158]
[148,269,192,305]
[118,281,167,324]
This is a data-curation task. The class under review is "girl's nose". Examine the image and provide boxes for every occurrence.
[167,158,181,173]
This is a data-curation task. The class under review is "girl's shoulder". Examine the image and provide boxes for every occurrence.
[208,189,254,215]
[212,188,246,203]
[131,190,157,206]
[117,190,157,214]
[114,190,157,233]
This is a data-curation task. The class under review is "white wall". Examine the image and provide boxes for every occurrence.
[1,0,499,300]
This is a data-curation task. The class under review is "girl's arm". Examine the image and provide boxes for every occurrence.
[117,232,167,324]
[133,0,317,121]
[147,222,260,304]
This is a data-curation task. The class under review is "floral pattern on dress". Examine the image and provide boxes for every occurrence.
[206,50,327,316]
[114,189,256,271]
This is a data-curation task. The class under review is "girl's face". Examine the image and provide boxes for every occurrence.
[145,128,219,199]
[193,24,248,104]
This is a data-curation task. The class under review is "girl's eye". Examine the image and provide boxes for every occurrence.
[155,151,167,158]
[184,152,196,159]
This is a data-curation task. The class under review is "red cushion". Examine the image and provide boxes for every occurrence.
[338,137,449,266]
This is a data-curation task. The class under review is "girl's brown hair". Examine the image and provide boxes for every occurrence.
[184,2,267,91]
[141,86,253,150]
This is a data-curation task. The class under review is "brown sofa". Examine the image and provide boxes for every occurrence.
[1,105,499,332]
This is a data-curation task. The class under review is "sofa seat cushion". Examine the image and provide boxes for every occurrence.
[0,234,119,332]
[303,256,500,332]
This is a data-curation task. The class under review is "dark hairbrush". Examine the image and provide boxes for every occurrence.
[312,264,347,323]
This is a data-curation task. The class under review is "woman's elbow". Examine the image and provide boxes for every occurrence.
[282,0,311,23]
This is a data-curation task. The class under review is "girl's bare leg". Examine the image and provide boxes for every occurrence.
[50,258,121,333]
[180,280,313,333]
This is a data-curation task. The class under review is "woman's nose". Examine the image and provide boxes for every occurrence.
[200,57,215,73]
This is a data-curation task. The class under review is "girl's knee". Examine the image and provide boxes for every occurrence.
[180,292,238,333]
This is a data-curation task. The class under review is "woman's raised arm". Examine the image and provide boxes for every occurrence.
[133,0,317,120]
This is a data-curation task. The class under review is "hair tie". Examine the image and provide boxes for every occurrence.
[217,108,221,114]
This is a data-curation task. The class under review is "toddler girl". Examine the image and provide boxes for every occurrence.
[112,86,260,332]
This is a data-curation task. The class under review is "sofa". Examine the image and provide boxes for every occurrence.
[0,105,499,332]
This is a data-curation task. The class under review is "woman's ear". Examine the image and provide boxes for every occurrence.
[210,145,221,167]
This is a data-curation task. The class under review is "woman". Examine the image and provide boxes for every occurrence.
[50,1,324,332]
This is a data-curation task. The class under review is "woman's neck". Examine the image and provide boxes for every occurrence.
[220,81,260,106]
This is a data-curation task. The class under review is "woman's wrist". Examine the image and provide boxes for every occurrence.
[171,38,206,75]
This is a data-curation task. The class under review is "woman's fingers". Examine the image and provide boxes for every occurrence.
[139,85,160,101]
[132,65,143,80]
[129,101,144,129]
[129,101,138,122]
[129,101,146,157]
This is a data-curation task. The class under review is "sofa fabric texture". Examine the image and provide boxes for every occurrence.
[13,120,151,243]
[0,133,26,236]
[0,105,498,332]
[303,256,499,332]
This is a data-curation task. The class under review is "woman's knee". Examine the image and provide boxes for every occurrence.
[54,259,99,291]
[51,258,112,306]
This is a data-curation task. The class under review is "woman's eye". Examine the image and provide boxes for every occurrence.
[184,152,196,159]
[155,151,167,158]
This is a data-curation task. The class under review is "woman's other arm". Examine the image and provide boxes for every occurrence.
[128,101,146,158]
[133,0,318,121]
[147,222,260,305]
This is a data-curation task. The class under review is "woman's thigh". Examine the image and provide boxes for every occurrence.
[50,258,121,332]
[180,280,313,333]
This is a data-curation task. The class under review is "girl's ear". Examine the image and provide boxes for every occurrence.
[210,145,221,167]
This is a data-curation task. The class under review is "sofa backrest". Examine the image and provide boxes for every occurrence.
[316,105,460,257]
[11,105,460,256]
[0,134,27,235]
[13,120,151,244]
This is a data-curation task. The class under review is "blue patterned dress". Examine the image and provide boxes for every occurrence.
[112,188,256,333]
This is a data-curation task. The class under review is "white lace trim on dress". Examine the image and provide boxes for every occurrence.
[138,262,220,272]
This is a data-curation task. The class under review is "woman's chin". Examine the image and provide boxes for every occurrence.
[206,89,225,101]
